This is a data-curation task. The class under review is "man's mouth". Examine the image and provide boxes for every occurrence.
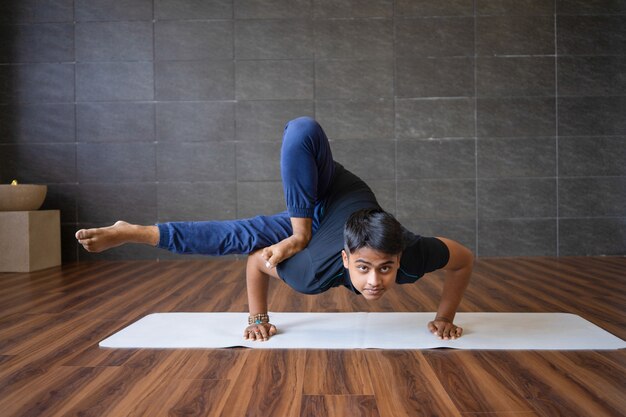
[364,287,383,295]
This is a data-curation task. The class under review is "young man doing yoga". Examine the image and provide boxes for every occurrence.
[75,117,474,343]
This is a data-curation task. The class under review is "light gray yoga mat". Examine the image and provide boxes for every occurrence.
[99,312,626,350]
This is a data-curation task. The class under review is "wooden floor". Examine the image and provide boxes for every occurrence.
[0,257,624,417]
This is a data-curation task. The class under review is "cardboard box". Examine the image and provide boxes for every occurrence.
[0,210,61,272]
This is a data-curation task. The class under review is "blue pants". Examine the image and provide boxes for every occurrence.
[157,116,339,257]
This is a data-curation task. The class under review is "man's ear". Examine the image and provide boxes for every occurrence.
[341,249,349,268]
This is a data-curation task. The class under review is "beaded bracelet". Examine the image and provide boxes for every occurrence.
[248,313,270,325]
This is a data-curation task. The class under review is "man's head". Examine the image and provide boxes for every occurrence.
[342,208,403,300]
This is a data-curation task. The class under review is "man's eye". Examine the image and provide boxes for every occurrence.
[357,265,368,272]
[380,266,390,273]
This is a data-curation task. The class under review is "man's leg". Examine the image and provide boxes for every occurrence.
[76,212,293,255]
[263,116,337,267]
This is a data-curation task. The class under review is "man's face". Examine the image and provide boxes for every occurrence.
[342,246,400,300]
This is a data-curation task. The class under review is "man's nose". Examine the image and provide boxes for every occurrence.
[367,273,382,287]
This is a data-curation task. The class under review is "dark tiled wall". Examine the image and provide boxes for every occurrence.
[0,0,624,261]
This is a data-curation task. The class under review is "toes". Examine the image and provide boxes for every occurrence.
[76,229,95,240]
[78,238,96,252]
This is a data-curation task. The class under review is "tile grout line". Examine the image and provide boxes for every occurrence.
[554,1,560,257]
[152,2,159,235]
[73,2,79,263]
[393,0,397,217]
[233,11,240,220]
[474,0,479,256]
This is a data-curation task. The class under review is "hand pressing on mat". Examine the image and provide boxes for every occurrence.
[428,317,463,340]
[244,323,277,342]
[428,237,473,341]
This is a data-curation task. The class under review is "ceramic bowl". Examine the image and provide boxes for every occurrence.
[0,184,47,211]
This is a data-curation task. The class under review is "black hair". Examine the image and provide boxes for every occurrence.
[343,208,404,256]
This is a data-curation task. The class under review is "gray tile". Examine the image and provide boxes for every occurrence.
[396,58,474,98]
[478,137,556,178]
[77,102,155,143]
[75,0,153,21]
[235,101,314,141]
[0,23,73,63]
[557,0,626,15]
[77,142,156,183]
[0,103,75,143]
[316,60,394,99]
[559,218,625,256]
[316,100,394,140]
[157,142,235,182]
[0,63,74,103]
[155,0,233,19]
[476,16,554,56]
[477,98,556,138]
[476,57,555,97]
[478,219,557,256]
[557,16,626,56]
[156,20,233,61]
[236,141,282,181]
[477,0,555,15]
[395,18,474,57]
[330,140,395,180]
[76,22,153,62]
[157,101,235,142]
[41,184,78,223]
[156,60,234,100]
[234,0,311,19]
[236,19,312,60]
[558,97,626,136]
[395,218,477,254]
[237,181,286,218]
[396,179,476,220]
[314,0,393,18]
[76,62,153,101]
[0,0,73,23]
[236,60,313,100]
[396,98,475,139]
[366,180,396,215]
[0,144,76,183]
[397,139,476,180]
[395,0,473,16]
[77,183,157,223]
[478,178,556,219]
[315,19,393,59]
[158,182,237,222]
[558,56,626,97]
[558,136,626,177]
[559,178,626,218]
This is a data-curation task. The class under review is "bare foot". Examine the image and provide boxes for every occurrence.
[261,234,310,268]
[75,221,139,253]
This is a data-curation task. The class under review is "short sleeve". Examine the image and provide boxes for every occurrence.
[396,237,450,284]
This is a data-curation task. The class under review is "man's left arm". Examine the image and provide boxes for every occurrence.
[428,237,474,340]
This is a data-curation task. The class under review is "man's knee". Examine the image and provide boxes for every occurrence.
[284,116,321,144]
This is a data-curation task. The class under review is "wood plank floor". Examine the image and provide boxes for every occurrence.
[0,257,624,417]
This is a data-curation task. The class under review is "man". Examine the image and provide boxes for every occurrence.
[76,117,473,342]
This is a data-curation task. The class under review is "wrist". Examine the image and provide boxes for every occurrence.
[248,313,270,325]
[435,315,453,323]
